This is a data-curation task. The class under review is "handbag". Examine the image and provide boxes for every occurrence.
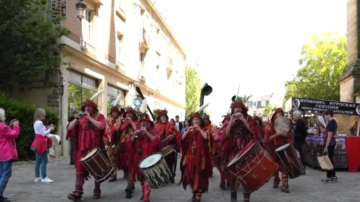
[317,153,334,170]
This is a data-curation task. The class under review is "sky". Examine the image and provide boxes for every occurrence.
[154,0,347,124]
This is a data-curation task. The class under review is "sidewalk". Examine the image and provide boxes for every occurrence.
[4,156,360,202]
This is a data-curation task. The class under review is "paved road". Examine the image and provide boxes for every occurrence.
[4,156,360,202]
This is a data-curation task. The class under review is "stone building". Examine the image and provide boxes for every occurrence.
[7,0,186,156]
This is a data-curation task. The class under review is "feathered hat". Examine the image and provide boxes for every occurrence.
[81,90,104,111]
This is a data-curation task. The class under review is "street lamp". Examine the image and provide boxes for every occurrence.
[76,0,87,21]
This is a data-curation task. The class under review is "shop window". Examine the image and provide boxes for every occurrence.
[68,71,98,116]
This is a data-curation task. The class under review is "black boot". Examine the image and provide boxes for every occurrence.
[231,191,237,202]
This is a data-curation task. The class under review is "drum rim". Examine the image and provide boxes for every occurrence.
[275,143,290,151]
[226,140,258,168]
[80,147,99,161]
[139,152,163,169]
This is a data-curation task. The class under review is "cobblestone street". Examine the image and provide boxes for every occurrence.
[4,156,360,202]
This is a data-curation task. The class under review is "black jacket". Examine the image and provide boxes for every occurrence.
[293,119,308,143]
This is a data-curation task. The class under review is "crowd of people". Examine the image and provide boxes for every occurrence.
[0,98,338,202]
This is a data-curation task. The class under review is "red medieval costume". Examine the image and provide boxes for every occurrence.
[212,114,230,189]
[202,115,215,177]
[129,113,160,202]
[264,108,293,193]
[66,100,106,201]
[154,110,178,183]
[178,112,212,202]
[119,107,139,198]
[104,107,121,182]
[221,101,258,202]
[253,116,265,146]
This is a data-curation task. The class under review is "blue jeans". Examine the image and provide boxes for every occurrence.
[0,161,13,196]
[35,151,48,179]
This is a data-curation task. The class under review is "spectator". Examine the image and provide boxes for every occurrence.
[292,111,308,174]
[181,120,189,133]
[322,109,337,183]
[174,115,183,132]
[0,108,20,202]
[67,110,78,165]
[31,108,55,183]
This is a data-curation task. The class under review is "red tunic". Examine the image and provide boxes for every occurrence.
[115,120,139,170]
[129,128,160,182]
[178,129,212,192]
[154,121,177,149]
[202,124,215,156]
[220,115,258,189]
[264,122,293,172]
[67,113,106,175]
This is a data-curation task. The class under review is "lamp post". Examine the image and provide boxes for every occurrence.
[76,0,87,21]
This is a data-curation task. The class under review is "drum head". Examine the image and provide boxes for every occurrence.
[275,143,290,152]
[139,153,162,169]
[227,140,255,167]
[274,116,290,132]
[81,148,98,161]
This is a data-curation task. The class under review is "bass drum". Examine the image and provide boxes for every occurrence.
[226,140,278,192]
[80,148,115,183]
[139,152,172,189]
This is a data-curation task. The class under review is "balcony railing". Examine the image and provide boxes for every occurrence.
[80,40,96,53]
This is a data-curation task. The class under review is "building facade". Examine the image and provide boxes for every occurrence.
[246,93,283,119]
[9,0,186,156]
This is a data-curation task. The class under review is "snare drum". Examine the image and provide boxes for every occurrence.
[226,140,278,192]
[161,145,175,157]
[80,148,115,183]
[275,143,304,179]
[139,153,172,189]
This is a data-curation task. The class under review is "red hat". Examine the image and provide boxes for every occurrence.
[123,107,138,119]
[81,100,98,111]
[231,101,246,114]
[111,107,120,113]
[138,113,154,127]
[271,108,284,123]
[203,114,211,124]
[156,110,168,121]
[231,101,246,109]
[189,112,203,126]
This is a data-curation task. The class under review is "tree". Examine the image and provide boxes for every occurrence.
[284,32,347,103]
[263,104,275,118]
[0,0,70,91]
[185,65,201,119]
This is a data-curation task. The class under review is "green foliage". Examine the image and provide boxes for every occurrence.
[185,66,201,119]
[0,93,59,160]
[263,104,275,118]
[284,32,347,103]
[0,0,70,91]
[235,95,252,103]
[68,84,96,115]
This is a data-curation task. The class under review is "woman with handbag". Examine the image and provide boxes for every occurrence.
[0,108,20,202]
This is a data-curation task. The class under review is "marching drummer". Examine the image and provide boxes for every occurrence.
[178,112,212,202]
[222,101,258,202]
[118,107,139,198]
[213,114,229,190]
[265,108,293,193]
[104,107,122,182]
[154,109,178,183]
[66,100,106,201]
[129,113,160,202]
